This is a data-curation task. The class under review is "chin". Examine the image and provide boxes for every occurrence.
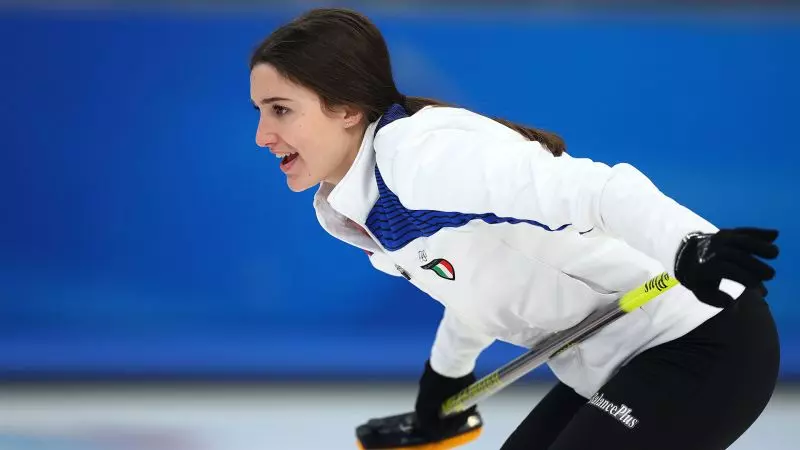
[287,178,317,193]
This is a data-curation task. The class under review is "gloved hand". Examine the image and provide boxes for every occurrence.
[674,227,779,308]
[414,360,476,439]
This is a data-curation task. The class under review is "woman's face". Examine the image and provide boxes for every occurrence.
[250,63,364,192]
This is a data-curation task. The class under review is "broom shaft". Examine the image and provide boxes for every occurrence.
[440,272,679,417]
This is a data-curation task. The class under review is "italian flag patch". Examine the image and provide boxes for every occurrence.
[421,258,455,281]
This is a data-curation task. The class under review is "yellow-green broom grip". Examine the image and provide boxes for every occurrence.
[619,272,680,312]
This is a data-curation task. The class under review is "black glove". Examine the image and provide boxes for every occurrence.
[674,227,779,308]
[414,360,476,439]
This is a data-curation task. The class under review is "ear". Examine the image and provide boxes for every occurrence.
[340,104,364,129]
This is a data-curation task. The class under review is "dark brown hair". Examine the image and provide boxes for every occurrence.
[249,8,565,156]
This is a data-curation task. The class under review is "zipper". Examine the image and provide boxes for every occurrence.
[395,264,412,280]
[345,218,412,281]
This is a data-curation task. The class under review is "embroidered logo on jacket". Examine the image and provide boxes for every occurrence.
[421,258,455,281]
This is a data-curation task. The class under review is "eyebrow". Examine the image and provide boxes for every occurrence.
[256,96,292,105]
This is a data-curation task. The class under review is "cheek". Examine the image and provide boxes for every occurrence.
[297,119,341,166]
[289,114,317,151]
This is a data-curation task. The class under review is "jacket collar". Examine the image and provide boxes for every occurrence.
[314,117,381,221]
[312,119,382,251]
[312,104,410,251]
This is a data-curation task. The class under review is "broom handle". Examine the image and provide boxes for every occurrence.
[440,272,680,417]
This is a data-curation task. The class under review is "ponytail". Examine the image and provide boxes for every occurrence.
[399,95,565,156]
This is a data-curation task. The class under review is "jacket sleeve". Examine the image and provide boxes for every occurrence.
[377,122,718,278]
[429,307,495,378]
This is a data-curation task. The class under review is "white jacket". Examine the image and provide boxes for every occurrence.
[313,104,722,398]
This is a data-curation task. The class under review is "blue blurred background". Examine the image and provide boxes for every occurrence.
[0,1,797,382]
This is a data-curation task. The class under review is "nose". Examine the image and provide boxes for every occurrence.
[255,118,279,148]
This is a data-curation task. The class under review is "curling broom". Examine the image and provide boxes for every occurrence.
[355,272,680,450]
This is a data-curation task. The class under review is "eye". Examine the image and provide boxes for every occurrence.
[272,104,290,117]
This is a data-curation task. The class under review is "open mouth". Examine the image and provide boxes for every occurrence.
[282,153,299,166]
[274,152,298,164]
[275,151,300,173]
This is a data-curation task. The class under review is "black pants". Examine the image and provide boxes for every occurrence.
[500,289,780,450]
